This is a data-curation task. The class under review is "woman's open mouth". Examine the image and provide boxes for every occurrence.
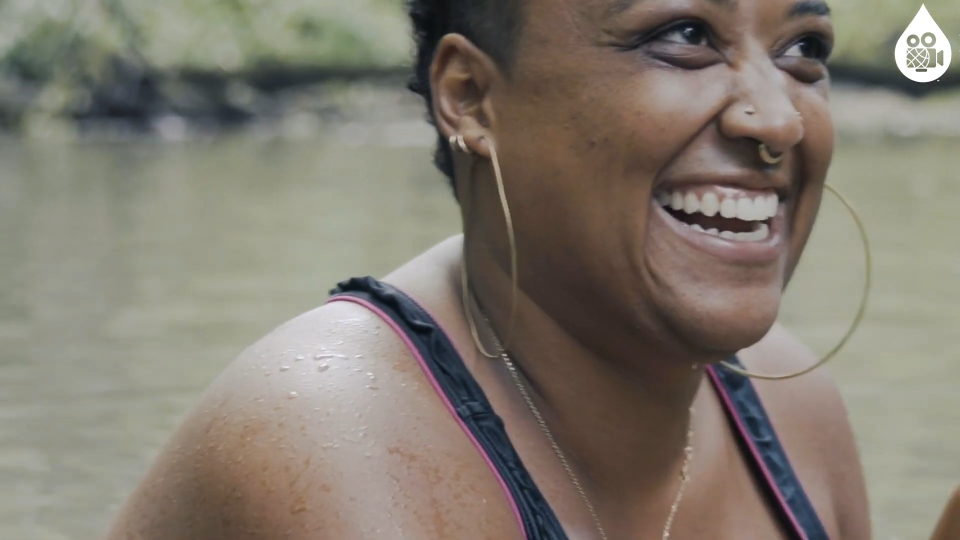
[656,188,778,241]
[651,185,787,263]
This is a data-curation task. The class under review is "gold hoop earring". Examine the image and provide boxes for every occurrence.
[720,183,872,381]
[450,133,499,358]
[457,136,519,358]
[759,143,784,165]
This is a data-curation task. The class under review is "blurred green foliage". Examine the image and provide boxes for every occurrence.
[0,0,960,74]
[0,0,412,77]
[4,0,960,77]
[0,0,958,128]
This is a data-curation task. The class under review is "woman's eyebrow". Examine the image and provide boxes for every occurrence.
[608,0,735,17]
[607,0,828,19]
[787,0,831,18]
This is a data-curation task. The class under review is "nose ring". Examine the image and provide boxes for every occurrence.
[759,143,784,165]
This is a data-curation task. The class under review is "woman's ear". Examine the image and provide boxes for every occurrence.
[430,33,500,159]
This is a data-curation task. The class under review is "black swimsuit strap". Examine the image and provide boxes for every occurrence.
[329,276,828,540]
[706,362,830,540]
[330,277,566,539]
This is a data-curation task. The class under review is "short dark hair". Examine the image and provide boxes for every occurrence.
[406,0,523,188]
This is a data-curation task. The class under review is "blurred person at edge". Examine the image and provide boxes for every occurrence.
[105,0,903,538]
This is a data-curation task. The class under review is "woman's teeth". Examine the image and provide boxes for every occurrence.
[655,189,780,243]
[658,190,779,221]
[692,222,770,242]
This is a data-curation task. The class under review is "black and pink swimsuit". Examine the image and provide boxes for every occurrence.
[328,276,829,540]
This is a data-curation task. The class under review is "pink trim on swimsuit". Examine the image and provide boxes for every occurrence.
[327,295,529,539]
[706,366,810,540]
[326,276,827,539]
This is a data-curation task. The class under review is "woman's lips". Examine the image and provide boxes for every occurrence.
[651,185,787,264]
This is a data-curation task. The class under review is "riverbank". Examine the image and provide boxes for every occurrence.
[4,0,958,86]
[4,0,960,141]
[13,73,960,146]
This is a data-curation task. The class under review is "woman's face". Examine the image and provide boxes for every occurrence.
[473,0,834,356]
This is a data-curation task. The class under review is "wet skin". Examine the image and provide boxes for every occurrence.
[105,0,871,538]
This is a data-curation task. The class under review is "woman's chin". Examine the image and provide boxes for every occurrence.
[661,297,781,358]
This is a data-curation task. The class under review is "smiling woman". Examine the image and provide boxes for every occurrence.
[104,1,873,539]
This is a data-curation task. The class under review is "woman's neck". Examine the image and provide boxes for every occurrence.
[460,242,712,503]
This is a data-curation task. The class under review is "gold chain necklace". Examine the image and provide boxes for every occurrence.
[477,314,695,540]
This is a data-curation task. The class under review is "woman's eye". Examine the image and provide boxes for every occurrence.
[658,24,709,47]
[783,36,830,61]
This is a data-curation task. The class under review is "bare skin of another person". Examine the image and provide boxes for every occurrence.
[932,488,960,540]
[104,0,876,538]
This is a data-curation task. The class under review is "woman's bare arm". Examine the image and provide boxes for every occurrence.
[103,304,366,540]
[103,300,519,540]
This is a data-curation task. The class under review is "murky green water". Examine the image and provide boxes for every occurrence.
[1,134,958,540]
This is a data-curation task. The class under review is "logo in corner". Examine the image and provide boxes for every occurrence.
[896,5,952,83]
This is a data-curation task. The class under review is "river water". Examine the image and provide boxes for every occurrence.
[1,133,958,539]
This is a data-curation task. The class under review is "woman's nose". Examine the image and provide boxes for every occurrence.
[719,63,805,157]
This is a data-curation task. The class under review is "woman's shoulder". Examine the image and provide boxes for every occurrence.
[738,323,871,539]
[737,323,856,443]
[104,299,519,539]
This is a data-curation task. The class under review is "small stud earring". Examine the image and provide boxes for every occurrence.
[744,105,757,115]
[449,134,470,154]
